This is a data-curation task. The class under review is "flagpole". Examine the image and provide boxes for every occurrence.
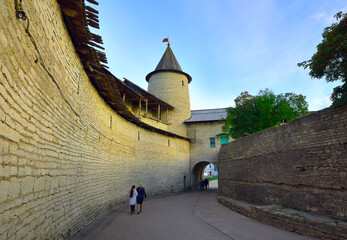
[162,37,170,47]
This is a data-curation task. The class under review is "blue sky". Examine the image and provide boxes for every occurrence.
[93,0,347,111]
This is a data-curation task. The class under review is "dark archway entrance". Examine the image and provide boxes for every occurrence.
[192,161,218,189]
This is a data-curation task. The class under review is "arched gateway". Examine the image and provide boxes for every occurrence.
[185,109,230,188]
[192,161,218,188]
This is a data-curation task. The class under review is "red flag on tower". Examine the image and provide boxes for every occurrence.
[162,38,169,42]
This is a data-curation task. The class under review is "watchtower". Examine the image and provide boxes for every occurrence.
[146,44,192,136]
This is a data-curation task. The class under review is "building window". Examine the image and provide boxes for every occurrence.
[210,138,215,148]
[138,131,140,141]
[182,81,184,86]
[168,139,170,147]
[217,133,230,144]
[220,136,228,144]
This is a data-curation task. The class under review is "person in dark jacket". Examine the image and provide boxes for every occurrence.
[136,182,147,214]
[204,178,209,189]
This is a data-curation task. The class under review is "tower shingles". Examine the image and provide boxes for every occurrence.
[146,46,192,83]
[155,46,183,71]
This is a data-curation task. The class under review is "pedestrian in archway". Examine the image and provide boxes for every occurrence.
[204,178,209,189]
[136,182,147,214]
[127,185,138,215]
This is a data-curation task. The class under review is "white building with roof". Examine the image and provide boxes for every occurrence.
[204,163,218,176]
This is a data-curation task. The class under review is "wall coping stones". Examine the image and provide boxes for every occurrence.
[218,196,347,240]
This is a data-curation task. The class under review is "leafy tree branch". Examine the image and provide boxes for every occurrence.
[298,11,347,107]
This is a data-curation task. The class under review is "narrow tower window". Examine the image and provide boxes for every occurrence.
[182,81,184,86]
[168,139,170,147]
[138,131,140,141]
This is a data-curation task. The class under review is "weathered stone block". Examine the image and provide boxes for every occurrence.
[1,166,10,178]
[0,181,9,202]
[21,177,35,195]
[8,178,21,199]
[10,167,17,176]
[0,122,19,142]
[34,177,45,192]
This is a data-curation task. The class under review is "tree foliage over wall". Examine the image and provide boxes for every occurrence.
[222,89,309,139]
[298,11,347,107]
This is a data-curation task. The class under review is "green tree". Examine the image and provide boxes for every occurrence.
[222,89,309,139]
[298,11,347,107]
[223,91,258,139]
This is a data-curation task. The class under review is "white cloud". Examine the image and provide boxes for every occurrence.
[309,96,331,111]
[312,12,327,20]
[311,12,336,25]
[311,6,347,25]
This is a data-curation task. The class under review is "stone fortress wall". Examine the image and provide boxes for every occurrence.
[187,121,224,164]
[0,1,190,239]
[186,121,224,185]
[218,105,347,219]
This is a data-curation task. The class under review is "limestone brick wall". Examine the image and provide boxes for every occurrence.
[218,105,347,219]
[148,72,190,137]
[0,1,190,239]
[138,116,169,131]
[186,121,224,188]
[186,121,224,167]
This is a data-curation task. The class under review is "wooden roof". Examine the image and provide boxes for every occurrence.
[58,0,188,140]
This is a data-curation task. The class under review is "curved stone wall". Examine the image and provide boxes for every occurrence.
[0,1,190,239]
[218,105,347,219]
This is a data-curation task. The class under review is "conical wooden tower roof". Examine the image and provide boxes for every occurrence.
[146,46,192,83]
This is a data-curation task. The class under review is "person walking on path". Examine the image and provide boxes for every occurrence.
[136,182,147,214]
[204,178,209,189]
[127,185,138,215]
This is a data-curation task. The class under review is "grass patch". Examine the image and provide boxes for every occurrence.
[331,217,347,222]
[282,205,309,213]
[206,176,218,181]
[293,213,306,219]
